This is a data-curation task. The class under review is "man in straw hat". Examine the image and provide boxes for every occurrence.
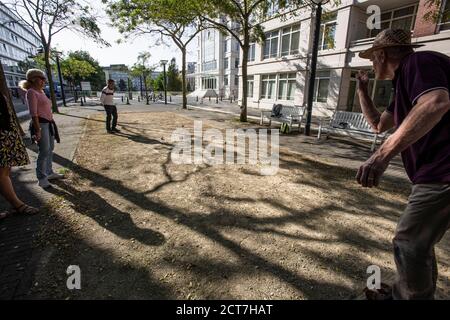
[355,29,450,299]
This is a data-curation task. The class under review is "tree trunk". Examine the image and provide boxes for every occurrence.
[240,30,250,122]
[44,48,59,113]
[181,47,187,109]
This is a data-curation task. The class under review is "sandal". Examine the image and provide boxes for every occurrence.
[13,204,39,215]
[363,283,393,300]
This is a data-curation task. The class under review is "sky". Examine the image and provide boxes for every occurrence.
[52,0,197,71]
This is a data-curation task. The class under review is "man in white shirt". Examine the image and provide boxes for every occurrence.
[100,79,120,133]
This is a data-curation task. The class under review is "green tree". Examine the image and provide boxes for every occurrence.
[67,51,106,91]
[104,0,207,109]
[166,58,182,91]
[131,52,154,98]
[7,0,108,112]
[60,56,96,93]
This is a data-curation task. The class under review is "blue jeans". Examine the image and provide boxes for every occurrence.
[36,123,55,180]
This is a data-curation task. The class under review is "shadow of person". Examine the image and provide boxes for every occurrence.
[49,181,165,246]
[113,130,172,146]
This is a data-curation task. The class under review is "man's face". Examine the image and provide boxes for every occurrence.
[108,81,115,89]
[370,50,391,80]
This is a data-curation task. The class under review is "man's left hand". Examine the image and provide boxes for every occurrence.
[356,152,390,188]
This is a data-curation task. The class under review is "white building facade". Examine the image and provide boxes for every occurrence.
[195,20,241,99]
[0,2,40,94]
[236,0,450,116]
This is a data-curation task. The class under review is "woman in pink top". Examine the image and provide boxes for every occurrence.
[19,69,64,189]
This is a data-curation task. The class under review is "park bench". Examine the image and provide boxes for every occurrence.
[317,110,387,152]
[260,104,306,132]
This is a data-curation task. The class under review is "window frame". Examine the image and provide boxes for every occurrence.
[313,70,331,103]
[368,4,419,38]
[280,24,300,57]
[263,30,280,60]
[277,73,297,101]
[260,74,277,100]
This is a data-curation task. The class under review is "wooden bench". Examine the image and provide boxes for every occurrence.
[317,111,387,151]
[260,104,306,132]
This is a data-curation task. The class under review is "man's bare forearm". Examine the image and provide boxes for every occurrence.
[358,89,381,130]
[377,96,450,162]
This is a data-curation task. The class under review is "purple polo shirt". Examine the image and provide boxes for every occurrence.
[387,51,450,184]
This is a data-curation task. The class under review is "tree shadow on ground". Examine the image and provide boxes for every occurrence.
[48,152,363,299]
[47,181,165,247]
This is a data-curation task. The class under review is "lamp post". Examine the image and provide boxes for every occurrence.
[160,60,168,105]
[52,50,67,107]
[305,0,330,136]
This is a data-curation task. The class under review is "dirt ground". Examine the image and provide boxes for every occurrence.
[28,111,450,299]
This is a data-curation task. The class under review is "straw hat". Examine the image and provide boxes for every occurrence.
[25,69,47,81]
[359,29,424,59]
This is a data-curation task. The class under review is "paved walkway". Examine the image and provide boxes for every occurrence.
[0,99,409,299]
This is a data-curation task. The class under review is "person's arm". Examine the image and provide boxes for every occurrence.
[31,116,41,141]
[377,89,450,162]
[26,90,41,141]
[356,70,395,133]
[356,89,450,187]
[100,89,106,105]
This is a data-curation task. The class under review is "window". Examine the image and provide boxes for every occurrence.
[268,2,279,17]
[235,58,239,69]
[202,77,217,89]
[248,43,255,62]
[247,76,254,98]
[261,74,277,99]
[263,31,279,59]
[202,60,217,71]
[224,39,228,52]
[235,75,239,86]
[369,5,418,38]
[224,57,229,69]
[224,75,228,86]
[278,73,296,100]
[439,0,450,31]
[318,12,337,50]
[313,71,330,103]
[281,25,300,56]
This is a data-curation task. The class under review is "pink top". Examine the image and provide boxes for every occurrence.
[26,88,53,121]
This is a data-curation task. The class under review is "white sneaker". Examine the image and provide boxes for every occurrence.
[38,179,51,188]
[47,173,64,180]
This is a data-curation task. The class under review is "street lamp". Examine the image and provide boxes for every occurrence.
[160,59,168,105]
[52,50,67,107]
[305,0,330,136]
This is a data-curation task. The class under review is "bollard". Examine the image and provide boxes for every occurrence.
[126,96,130,105]
[220,96,223,101]
[138,96,140,102]
[80,97,84,106]
[169,95,172,102]
[216,96,218,103]
[146,96,149,105]
[209,96,211,101]
[121,96,124,102]
[196,96,198,102]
